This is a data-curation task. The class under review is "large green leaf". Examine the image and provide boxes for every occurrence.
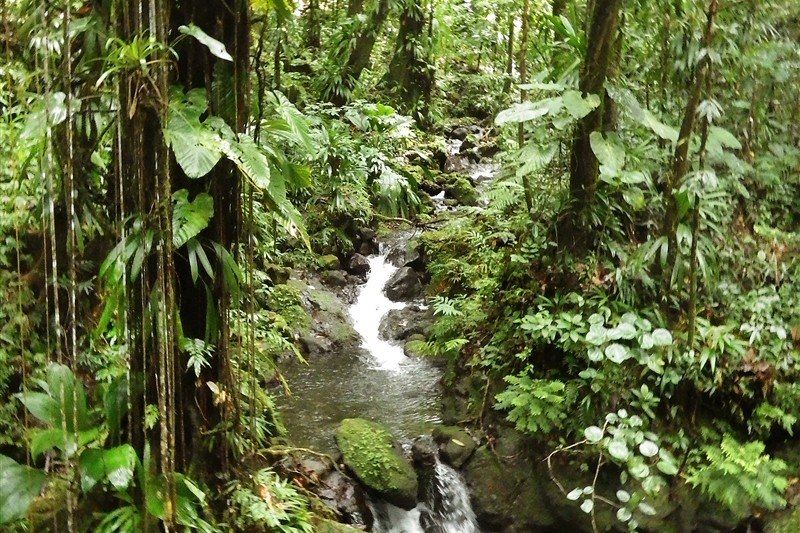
[172,190,214,247]
[590,132,626,176]
[164,89,224,178]
[562,90,600,119]
[178,24,233,61]
[0,455,46,524]
[79,445,137,491]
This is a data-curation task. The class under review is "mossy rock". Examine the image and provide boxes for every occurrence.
[319,254,341,270]
[335,418,418,510]
[432,425,476,468]
[443,174,478,206]
[764,507,800,533]
[311,516,363,533]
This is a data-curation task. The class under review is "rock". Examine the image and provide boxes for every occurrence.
[463,445,555,531]
[478,141,500,159]
[451,126,471,140]
[348,253,370,278]
[443,174,478,206]
[411,435,439,468]
[384,267,422,301]
[432,426,476,468]
[335,418,419,510]
[360,227,377,242]
[319,254,341,270]
[265,263,292,284]
[322,269,349,288]
[764,507,800,533]
[311,518,363,533]
[300,332,334,358]
[379,306,434,341]
[358,241,377,256]
[316,470,373,528]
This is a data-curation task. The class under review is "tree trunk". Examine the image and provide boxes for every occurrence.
[563,0,622,247]
[502,12,515,94]
[662,0,718,290]
[116,0,249,487]
[517,0,534,215]
[386,0,432,123]
[330,0,391,105]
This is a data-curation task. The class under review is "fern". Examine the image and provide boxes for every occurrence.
[687,435,788,515]
[495,374,569,434]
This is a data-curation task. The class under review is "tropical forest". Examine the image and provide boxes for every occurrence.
[0,0,799,531]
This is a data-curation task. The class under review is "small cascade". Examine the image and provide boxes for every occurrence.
[373,459,479,533]
[348,247,408,371]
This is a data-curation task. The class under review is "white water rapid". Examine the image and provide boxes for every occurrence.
[372,459,479,533]
[348,250,408,371]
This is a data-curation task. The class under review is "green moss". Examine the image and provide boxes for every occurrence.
[269,283,311,335]
[318,254,341,270]
[311,517,363,533]
[765,508,800,533]
[445,174,478,206]
[335,418,418,509]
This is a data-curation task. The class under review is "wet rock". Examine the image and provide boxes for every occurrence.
[432,426,476,468]
[319,254,341,270]
[379,306,434,341]
[316,470,374,528]
[412,435,439,468]
[335,418,419,510]
[443,174,479,206]
[385,267,422,301]
[358,241,377,256]
[322,269,349,288]
[451,126,471,140]
[311,517,363,533]
[300,332,334,358]
[347,253,370,278]
[462,445,555,531]
[360,227,377,242]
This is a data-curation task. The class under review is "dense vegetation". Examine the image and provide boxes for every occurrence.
[0,0,798,531]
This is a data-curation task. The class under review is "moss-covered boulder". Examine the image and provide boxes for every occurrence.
[765,507,800,533]
[432,425,476,468]
[311,516,363,533]
[319,254,341,270]
[403,339,428,359]
[335,418,419,510]
[442,174,478,206]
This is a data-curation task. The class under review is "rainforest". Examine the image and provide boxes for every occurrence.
[1,0,799,531]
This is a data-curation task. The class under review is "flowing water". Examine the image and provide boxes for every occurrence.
[277,136,492,531]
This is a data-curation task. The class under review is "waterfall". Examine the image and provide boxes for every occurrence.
[372,458,480,533]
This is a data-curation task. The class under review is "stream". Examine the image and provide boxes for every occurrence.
[277,133,494,532]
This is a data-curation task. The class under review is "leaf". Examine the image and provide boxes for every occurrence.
[638,502,657,516]
[567,488,583,501]
[639,440,659,458]
[650,329,672,346]
[172,190,214,247]
[605,343,631,363]
[608,440,630,461]
[590,132,626,175]
[617,507,632,522]
[164,89,224,178]
[580,499,594,513]
[585,426,604,443]
[616,490,630,503]
[657,460,679,476]
[0,455,46,524]
[623,187,645,210]
[495,99,559,125]
[179,24,233,61]
[562,90,600,119]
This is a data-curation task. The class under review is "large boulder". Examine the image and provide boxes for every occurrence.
[348,253,370,278]
[379,306,434,341]
[385,267,423,301]
[335,418,419,510]
[432,426,476,468]
[462,445,555,531]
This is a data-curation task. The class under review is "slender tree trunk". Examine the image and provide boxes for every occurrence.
[386,0,431,123]
[663,0,718,290]
[502,12,515,94]
[306,0,321,49]
[330,0,391,105]
[562,0,622,247]
[517,0,534,215]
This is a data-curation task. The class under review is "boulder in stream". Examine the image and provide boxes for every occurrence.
[379,306,434,341]
[432,425,476,468]
[347,253,370,278]
[385,266,422,300]
[335,418,419,510]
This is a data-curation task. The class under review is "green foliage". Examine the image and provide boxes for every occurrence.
[226,469,313,533]
[494,375,570,434]
[687,436,788,515]
[0,455,46,525]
